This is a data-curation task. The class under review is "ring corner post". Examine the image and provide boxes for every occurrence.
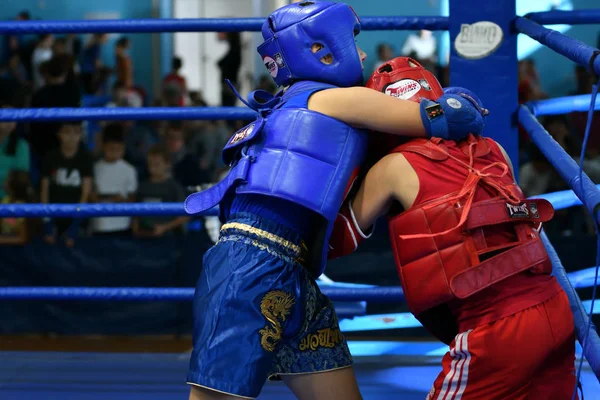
[449,0,519,176]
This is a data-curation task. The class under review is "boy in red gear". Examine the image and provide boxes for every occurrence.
[328,57,578,399]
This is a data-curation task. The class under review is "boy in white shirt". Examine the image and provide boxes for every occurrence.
[91,123,138,236]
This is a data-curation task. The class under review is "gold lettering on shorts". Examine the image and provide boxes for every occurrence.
[259,290,295,352]
[298,328,344,351]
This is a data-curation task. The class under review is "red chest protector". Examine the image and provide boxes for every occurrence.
[388,135,554,342]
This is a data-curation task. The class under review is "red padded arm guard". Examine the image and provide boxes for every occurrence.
[327,200,373,260]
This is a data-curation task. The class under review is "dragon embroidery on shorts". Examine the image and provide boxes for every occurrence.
[259,290,295,352]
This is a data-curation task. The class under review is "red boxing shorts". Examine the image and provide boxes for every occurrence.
[427,290,577,400]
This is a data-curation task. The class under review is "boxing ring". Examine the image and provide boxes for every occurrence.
[1,4,600,400]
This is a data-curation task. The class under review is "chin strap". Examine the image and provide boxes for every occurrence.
[224,79,281,113]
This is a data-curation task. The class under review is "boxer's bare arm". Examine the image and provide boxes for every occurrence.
[308,87,426,137]
[350,153,420,232]
[496,142,516,178]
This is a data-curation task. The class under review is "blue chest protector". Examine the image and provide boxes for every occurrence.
[185,81,368,277]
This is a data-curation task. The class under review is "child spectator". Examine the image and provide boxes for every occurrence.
[0,170,33,245]
[31,34,54,90]
[91,123,138,236]
[40,122,93,247]
[162,56,188,106]
[0,96,30,199]
[165,123,209,188]
[132,144,188,238]
[30,56,81,167]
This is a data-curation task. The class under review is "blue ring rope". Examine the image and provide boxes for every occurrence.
[518,105,600,223]
[0,286,405,303]
[515,17,600,77]
[528,94,600,116]
[0,186,588,218]
[573,80,600,397]
[0,107,255,122]
[526,10,600,25]
[0,17,449,34]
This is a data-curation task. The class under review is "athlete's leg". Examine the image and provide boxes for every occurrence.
[282,367,362,400]
[427,296,564,400]
[187,217,314,399]
[528,291,578,399]
[272,269,361,400]
[189,385,249,400]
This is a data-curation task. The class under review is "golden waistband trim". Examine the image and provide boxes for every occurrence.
[220,222,301,254]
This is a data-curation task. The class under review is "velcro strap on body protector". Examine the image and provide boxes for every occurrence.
[450,238,549,299]
[465,198,554,231]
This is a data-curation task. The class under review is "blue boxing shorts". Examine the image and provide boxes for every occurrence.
[187,212,353,399]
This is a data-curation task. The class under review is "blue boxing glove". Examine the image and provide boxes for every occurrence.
[443,86,489,117]
[420,87,488,141]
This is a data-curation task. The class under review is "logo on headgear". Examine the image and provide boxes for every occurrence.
[384,79,422,100]
[263,56,278,78]
[274,53,285,69]
[418,79,432,91]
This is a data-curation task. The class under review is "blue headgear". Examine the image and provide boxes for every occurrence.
[257,1,363,88]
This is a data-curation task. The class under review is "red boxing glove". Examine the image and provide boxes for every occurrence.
[327,200,373,260]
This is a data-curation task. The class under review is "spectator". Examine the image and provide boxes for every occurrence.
[162,56,188,106]
[571,65,592,96]
[1,53,29,88]
[115,37,133,88]
[106,80,142,109]
[52,38,79,84]
[217,32,242,107]
[80,33,108,94]
[40,123,93,247]
[518,146,554,198]
[373,43,394,73]
[518,59,546,103]
[30,56,81,167]
[0,170,33,245]
[65,34,82,58]
[401,30,437,63]
[165,123,208,188]
[187,120,230,181]
[3,11,30,65]
[132,145,188,238]
[0,96,30,199]
[189,90,208,107]
[31,34,54,90]
[91,123,137,236]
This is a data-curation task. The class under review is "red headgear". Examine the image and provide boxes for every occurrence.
[365,57,445,161]
[366,57,444,103]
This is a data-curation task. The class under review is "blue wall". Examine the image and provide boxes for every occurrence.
[0,0,156,98]
[338,0,445,79]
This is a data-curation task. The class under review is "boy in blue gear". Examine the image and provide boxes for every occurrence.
[184,2,488,399]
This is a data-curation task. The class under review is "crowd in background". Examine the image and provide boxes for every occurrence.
[0,10,598,247]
